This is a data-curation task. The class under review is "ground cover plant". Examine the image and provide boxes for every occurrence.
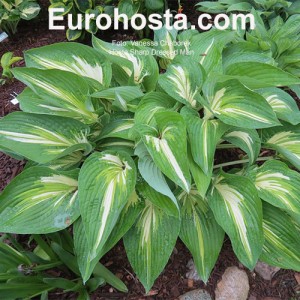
[0,0,40,35]
[196,0,300,21]
[0,24,300,297]
[0,51,22,85]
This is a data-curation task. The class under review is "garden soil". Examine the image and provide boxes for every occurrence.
[0,0,299,299]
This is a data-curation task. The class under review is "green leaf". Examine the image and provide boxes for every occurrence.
[177,187,224,282]
[123,201,180,292]
[25,42,112,88]
[0,167,79,234]
[134,92,176,125]
[12,68,98,124]
[0,112,91,164]
[74,0,92,12]
[208,172,264,269]
[158,56,204,108]
[256,87,300,125]
[182,107,228,174]
[209,79,280,128]
[135,143,178,211]
[118,0,140,18]
[137,181,179,218]
[142,111,191,192]
[74,192,142,283]
[260,203,300,271]
[247,160,300,215]
[223,128,261,165]
[78,151,136,259]
[225,62,300,89]
[145,0,164,10]
[66,29,82,41]
[262,125,300,170]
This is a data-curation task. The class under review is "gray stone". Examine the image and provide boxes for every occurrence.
[254,261,280,280]
[215,266,249,300]
[186,259,201,281]
[179,289,212,300]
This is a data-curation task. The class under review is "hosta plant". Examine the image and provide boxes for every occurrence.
[196,0,300,21]
[0,51,22,85]
[0,28,300,293]
[0,0,40,35]
[0,231,126,299]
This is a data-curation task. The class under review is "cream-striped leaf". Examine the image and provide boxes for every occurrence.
[78,151,136,259]
[209,79,280,128]
[24,42,112,88]
[0,167,79,233]
[142,111,191,192]
[158,56,204,108]
[0,112,91,164]
[260,203,300,271]
[208,172,264,269]
[182,107,228,175]
[263,126,300,170]
[177,187,224,282]
[13,68,98,124]
[92,36,159,91]
[256,87,300,125]
[247,160,300,215]
[74,192,142,283]
[123,201,180,292]
[223,128,261,165]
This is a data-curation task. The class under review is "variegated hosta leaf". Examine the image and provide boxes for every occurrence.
[135,143,178,212]
[0,167,79,234]
[123,201,180,292]
[188,147,211,198]
[92,36,159,91]
[134,92,176,125]
[209,79,280,128]
[190,30,236,69]
[153,26,177,61]
[24,42,112,88]
[260,203,300,271]
[182,107,228,175]
[19,2,40,20]
[137,181,179,218]
[13,68,98,124]
[142,111,191,192]
[98,113,135,141]
[208,172,264,269]
[74,192,142,283]
[158,56,204,108]
[223,128,261,165]
[92,86,144,112]
[0,112,91,164]
[247,160,300,215]
[262,126,300,170]
[177,187,224,282]
[256,87,300,125]
[225,62,300,89]
[97,138,135,157]
[78,151,136,259]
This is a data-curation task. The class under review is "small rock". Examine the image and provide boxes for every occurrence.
[179,289,212,300]
[254,261,280,281]
[215,266,249,300]
[186,259,201,281]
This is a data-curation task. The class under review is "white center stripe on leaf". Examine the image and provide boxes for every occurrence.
[145,135,190,192]
[222,108,272,124]
[226,131,254,158]
[215,183,252,260]
[200,39,214,65]
[266,95,291,110]
[94,179,115,251]
[211,88,226,112]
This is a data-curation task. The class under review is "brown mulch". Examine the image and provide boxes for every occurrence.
[0,0,299,299]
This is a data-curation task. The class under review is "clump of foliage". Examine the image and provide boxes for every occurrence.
[0,231,126,299]
[0,51,22,85]
[0,0,40,35]
[196,0,300,21]
[0,26,300,294]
